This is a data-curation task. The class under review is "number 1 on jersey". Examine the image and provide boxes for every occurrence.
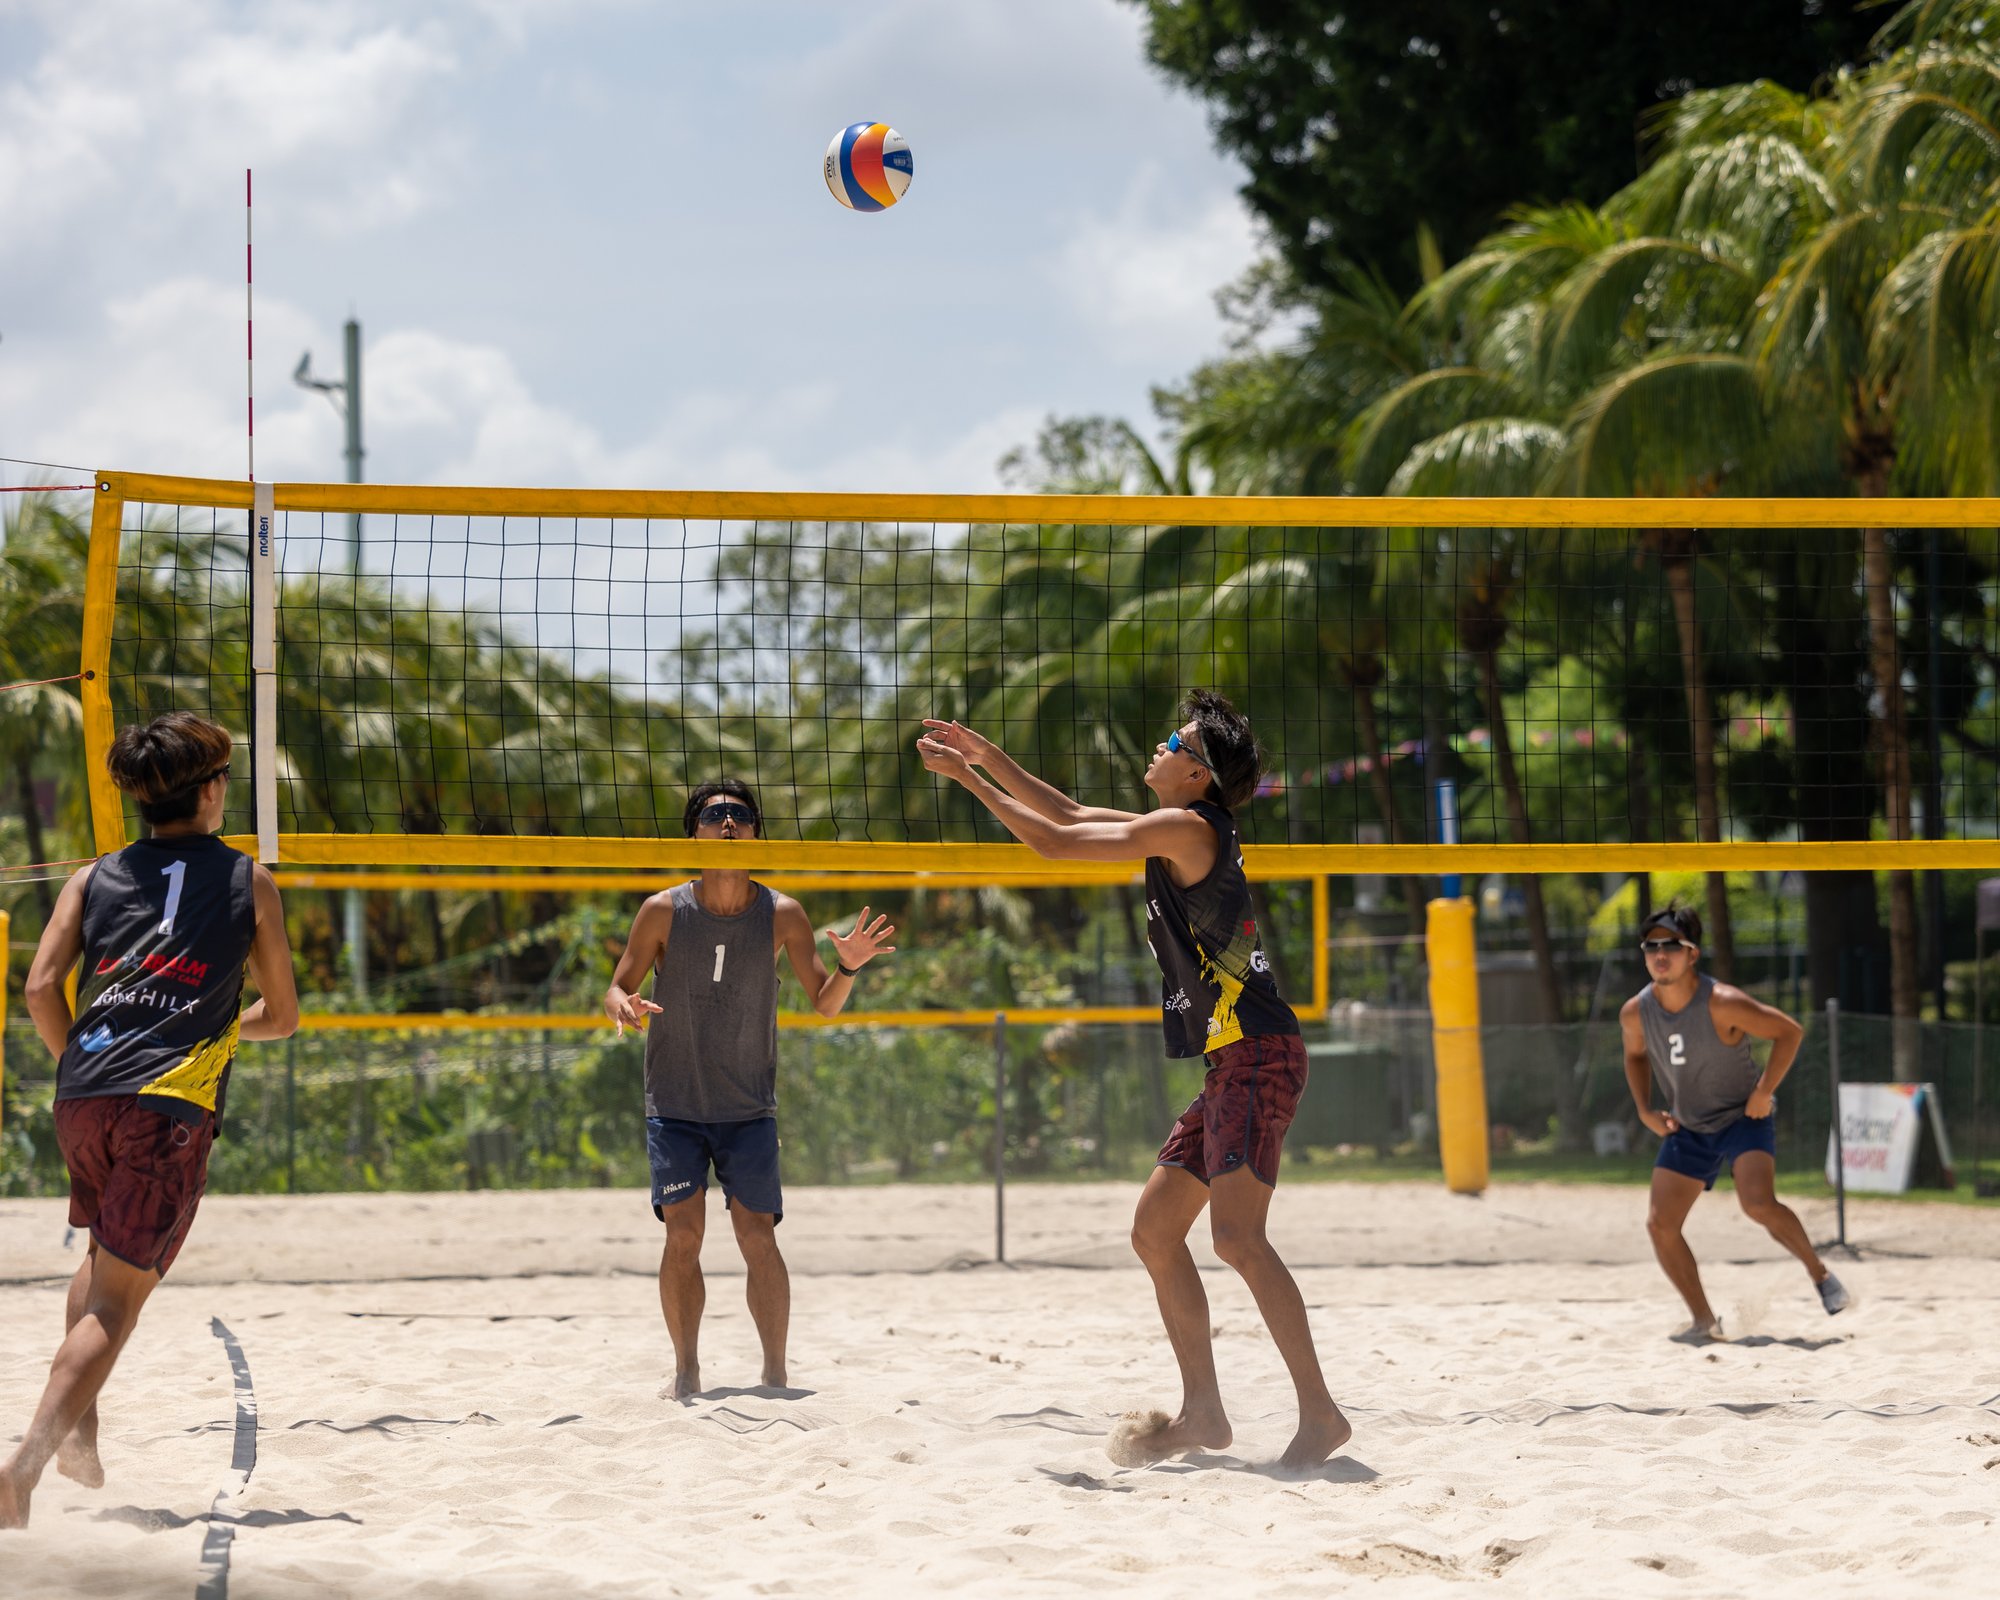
[713,944,726,983]
[159,859,187,936]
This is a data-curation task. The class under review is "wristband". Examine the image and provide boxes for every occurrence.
[837,961,861,978]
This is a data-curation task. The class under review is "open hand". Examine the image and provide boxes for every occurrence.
[606,991,663,1037]
[829,907,897,970]
[916,733,975,784]
[919,719,993,764]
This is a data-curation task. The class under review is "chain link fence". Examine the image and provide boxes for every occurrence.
[2,1008,1993,1199]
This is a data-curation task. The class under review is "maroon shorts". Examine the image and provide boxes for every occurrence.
[55,1096,216,1277]
[1156,1033,1308,1186]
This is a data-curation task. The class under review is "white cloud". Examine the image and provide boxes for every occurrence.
[0,1,469,261]
[1051,176,1261,364]
[4,2,1257,496]
[0,273,1039,493]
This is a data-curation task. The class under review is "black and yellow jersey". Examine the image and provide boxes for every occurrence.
[1143,800,1299,1056]
[55,834,255,1123]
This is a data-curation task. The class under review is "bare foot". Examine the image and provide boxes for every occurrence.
[55,1438,104,1490]
[655,1367,703,1402]
[0,1466,31,1530]
[761,1366,787,1389]
[1669,1318,1725,1345]
[1278,1402,1352,1471]
[1105,1406,1232,1467]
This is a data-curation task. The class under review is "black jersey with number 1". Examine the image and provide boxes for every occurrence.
[55,834,256,1124]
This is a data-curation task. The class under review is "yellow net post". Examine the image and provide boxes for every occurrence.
[1426,896,1489,1195]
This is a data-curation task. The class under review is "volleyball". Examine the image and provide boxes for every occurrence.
[824,122,913,212]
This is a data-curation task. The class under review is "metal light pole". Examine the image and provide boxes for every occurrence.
[295,318,367,1003]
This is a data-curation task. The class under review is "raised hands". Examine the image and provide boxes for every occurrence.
[829,906,898,971]
[918,719,994,764]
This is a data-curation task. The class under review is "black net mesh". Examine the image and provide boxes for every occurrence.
[103,504,2000,850]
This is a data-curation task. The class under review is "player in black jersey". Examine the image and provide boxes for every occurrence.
[918,691,1348,1471]
[1,714,298,1530]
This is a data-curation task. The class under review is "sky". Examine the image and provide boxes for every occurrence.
[0,0,1264,495]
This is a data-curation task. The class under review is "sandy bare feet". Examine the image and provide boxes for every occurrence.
[0,1466,30,1530]
[1279,1402,1352,1471]
[55,1438,104,1490]
[661,1367,702,1401]
[1670,1318,1725,1345]
[1105,1406,1233,1467]
[761,1366,787,1389]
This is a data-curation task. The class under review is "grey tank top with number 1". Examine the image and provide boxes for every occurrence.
[643,881,779,1123]
[1637,974,1761,1134]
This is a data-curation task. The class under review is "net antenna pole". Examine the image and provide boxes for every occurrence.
[251,484,278,865]
[245,169,253,483]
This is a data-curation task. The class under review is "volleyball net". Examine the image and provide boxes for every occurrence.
[81,471,2000,873]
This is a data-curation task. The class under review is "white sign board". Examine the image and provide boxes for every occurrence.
[1826,1082,1955,1194]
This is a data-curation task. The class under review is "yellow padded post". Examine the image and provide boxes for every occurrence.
[1426,897,1489,1194]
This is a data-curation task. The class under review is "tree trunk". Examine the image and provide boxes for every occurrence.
[13,748,54,919]
[1475,644,1563,1025]
[1352,680,1427,935]
[1661,550,1735,979]
[1861,524,1922,1080]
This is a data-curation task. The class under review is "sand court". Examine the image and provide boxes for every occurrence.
[3,1181,1996,1598]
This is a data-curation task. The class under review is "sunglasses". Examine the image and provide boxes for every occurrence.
[1165,729,1209,767]
[1639,938,1693,955]
[196,764,231,787]
[697,802,758,828]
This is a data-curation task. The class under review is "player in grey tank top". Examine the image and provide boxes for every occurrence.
[1619,905,1847,1341]
[603,781,896,1399]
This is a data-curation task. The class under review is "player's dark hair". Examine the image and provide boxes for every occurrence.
[1180,689,1264,811]
[1639,903,1703,948]
[683,779,762,837]
[106,712,234,826]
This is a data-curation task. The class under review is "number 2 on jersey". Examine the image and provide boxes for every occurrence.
[712,944,726,983]
[1668,1032,1686,1067]
[159,859,187,936]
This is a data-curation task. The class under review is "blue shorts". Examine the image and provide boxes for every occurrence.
[1656,1114,1776,1189]
[646,1115,782,1222]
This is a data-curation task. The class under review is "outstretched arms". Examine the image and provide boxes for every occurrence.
[917,729,1215,879]
[919,721,1142,825]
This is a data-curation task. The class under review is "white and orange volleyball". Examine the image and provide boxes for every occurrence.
[824,122,913,212]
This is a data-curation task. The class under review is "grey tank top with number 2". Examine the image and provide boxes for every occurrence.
[643,881,779,1123]
[1637,975,1761,1134]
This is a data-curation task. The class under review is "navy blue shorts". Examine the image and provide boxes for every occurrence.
[1656,1113,1776,1189]
[646,1115,782,1222]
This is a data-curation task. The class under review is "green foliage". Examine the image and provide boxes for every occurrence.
[1120,1,1878,289]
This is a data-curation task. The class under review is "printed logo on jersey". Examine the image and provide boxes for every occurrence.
[78,1021,116,1054]
[1164,988,1192,1012]
[1250,948,1271,974]
[91,950,212,987]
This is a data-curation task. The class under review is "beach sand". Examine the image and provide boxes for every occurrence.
[2,1181,1995,1598]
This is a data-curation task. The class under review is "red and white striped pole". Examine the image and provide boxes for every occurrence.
[246,167,254,483]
